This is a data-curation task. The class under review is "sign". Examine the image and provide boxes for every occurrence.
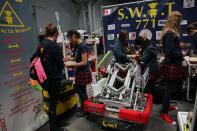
[108,24,115,30]
[102,120,117,128]
[0,0,47,131]
[183,0,195,8]
[0,1,24,27]
[102,0,197,51]
[129,32,136,40]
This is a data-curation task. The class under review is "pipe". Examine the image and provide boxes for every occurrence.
[97,50,111,68]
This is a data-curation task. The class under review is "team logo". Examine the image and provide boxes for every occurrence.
[139,29,152,40]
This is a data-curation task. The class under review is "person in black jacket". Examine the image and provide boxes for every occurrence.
[31,24,67,131]
[135,36,159,95]
[160,11,188,126]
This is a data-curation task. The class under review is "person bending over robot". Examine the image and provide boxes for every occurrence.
[134,36,159,96]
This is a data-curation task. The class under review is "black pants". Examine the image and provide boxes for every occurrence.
[161,80,177,114]
[144,79,155,95]
[47,80,61,131]
[75,84,88,112]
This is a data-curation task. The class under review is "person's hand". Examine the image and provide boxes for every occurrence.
[195,68,197,74]
[65,64,73,68]
[135,51,140,55]
[136,60,140,65]
[64,57,69,62]
[182,51,187,56]
[67,49,72,54]
[135,53,140,59]
[180,42,185,48]
[135,54,140,65]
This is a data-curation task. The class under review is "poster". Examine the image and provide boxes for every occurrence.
[183,0,195,8]
[0,0,47,131]
[102,0,197,52]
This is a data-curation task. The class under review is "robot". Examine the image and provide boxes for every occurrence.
[84,59,153,130]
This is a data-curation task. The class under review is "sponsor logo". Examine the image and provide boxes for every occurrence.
[158,20,187,26]
[117,34,119,39]
[121,24,130,28]
[156,31,162,40]
[158,20,166,26]
[129,32,136,40]
[183,34,188,36]
[181,20,187,25]
[108,24,115,30]
[107,34,114,41]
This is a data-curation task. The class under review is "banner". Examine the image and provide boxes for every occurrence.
[102,0,197,52]
[0,0,47,131]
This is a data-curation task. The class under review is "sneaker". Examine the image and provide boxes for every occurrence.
[168,105,178,111]
[160,114,176,126]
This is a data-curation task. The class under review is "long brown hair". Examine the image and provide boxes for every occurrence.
[135,36,151,53]
[160,11,182,43]
[118,29,129,47]
[45,24,58,37]
[186,22,197,35]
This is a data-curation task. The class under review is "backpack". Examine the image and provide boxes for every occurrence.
[29,42,53,91]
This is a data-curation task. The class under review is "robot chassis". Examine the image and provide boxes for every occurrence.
[85,59,153,128]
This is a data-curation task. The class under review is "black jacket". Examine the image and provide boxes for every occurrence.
[192,32,197,53]
[163,30,183,65]
[141,44,159,74]
[31,39,65,80]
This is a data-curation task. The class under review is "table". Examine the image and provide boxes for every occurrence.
[184,56,197,101]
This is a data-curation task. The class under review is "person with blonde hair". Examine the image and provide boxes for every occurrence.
[160,11,188,125]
